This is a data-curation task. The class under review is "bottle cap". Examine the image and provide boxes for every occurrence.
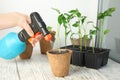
[44,34,52,41]
[28,32,41,43]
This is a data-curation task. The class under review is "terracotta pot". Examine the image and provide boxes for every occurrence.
[40,31,56,54]
[71,38,91,47]
[47,49,72,77]
[19,41,33,59]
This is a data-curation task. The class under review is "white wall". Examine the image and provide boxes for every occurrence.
[0,0,98,48]
[104,0,120,55]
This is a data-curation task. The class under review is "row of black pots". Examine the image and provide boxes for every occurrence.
[61,45,110,69]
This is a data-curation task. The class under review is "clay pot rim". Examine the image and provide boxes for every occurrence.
[47,49,72,55]
[71,38,91,40]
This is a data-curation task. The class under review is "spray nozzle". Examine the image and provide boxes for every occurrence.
[18,12,52,42]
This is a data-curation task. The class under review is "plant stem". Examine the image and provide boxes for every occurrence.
[83,27,87,50]
[84,39,87,50]
[68,23,72,34]
[65,28,67,47]
[79,24,82,51]
[80,34,82,51]
[100,19,104,48]
[57,24,61,52]
[92,38,94,54]
[68,23,75,48]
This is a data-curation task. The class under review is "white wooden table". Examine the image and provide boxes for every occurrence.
[0,49,120,80]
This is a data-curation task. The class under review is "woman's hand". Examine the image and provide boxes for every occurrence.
[0,12,42,46]
[30,34,43,47]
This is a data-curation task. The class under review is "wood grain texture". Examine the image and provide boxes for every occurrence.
[0,49,120,80]
[0,58,19,80]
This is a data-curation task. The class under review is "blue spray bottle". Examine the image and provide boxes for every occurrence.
[0,12,52,59]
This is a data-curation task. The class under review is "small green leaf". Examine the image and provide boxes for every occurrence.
[47,26,52,31]
[72,21,80,27]
[58,15,63,25]
[87,21,93,24]
[63,23,67,28]
[76,9,81,17]
[58,14,66,25]
[83,35,89,39]
[69,9,81,17]
[64,13,69,17]
[65,13,75,22]
[66,30,71,36]
[109,7,116,12]
[94,26,100,31]
[81,16,87,24]
[104,29,110,35]
[98,7,116,20]
[90,30,97,35]
[104,11,112,17]
[52,8,61,14]
[104,8,116,16]
[69,9,77,14]
[98,13,104,20]
[68,15,75,21]
[90,35,92,39]
[62,16,67,24]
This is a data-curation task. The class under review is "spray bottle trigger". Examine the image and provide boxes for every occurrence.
[28,32,41,43]
[44,34,52,41]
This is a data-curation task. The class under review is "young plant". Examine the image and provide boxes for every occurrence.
[52,8,61,52]
[98,7,116,48]
[69,9,86,51]
[83,21,94,50]
[52,8,73,48]
[58,14,71,47]
[63,11,77,47]
[90,26,100,53]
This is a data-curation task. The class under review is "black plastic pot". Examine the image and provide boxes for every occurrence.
[85,48,110,69]
[61,45,110,69]
[101,49,110,66]
[80,46,110,68]
[85,51,103,69]
[72,50,85,66]
[61,45,86,66]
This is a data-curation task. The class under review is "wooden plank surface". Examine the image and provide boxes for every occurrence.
[0,49,120,80]
[99,59,120,80]
[0,58,19,80]
[15,50,108,80]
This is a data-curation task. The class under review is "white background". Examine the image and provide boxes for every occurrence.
[102,0,120,61]
[0,0,98,49]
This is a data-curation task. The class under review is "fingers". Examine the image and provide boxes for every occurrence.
[36,34,43,40]
[29,34,43,47]
[25,15,31,24]
[19,21,34,37]
[14,12,43,47]
[22,22,34,37]
[18,12,31,24]
[22,14,33,36]
[15,12,34,37]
